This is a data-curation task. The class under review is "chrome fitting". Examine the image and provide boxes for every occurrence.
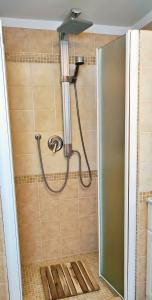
[35,134,41,140]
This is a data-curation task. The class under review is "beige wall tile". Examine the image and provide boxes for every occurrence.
[139,162,152,192]
[72,86,96,131]
[140,69,152,101]
[79,196,97,218]
[136,255,147,284]
[77,65,96,87]
[19,222,42,245]
[80,215,98,236]
[38,181,59,200]
[33,86,54,110]
[16,183,39,225]
[0,238,4,257]
[57,179,78,200]
[20,240,43,264]
[61,237,80,257]
[39,151,67,173]
[60,216,79,239]
[59,197,78,222]
[27,29,52,53]
[0,260,6,283]
[136,230,147,257]
[39,191,59,223]
[42,239,61,260]
[136,282,146,300]
[79,177,97,198]
[51,31,60,55]
[75,130,97,171]
[140,133,152,163]
[12,133,36,155]
[10,110,34,133]
[31,63,60,86]
[74,33,95,57]
[14,154,40,176]
[140,31,152,68]
[80,233,98,253]
[35,109,56,131]
[8,87,33,110]
[3,27,30,52]
[140,102,152,132]
[7,62,31,86]
[0,283,9,300]
[54,86,62,131]
[41,221,60,240]
[138,202,147,230]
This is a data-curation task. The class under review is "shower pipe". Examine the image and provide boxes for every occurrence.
[35,10,92,192]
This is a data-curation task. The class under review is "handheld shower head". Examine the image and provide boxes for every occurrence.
[75,56,84,65]
[71,56,84,83]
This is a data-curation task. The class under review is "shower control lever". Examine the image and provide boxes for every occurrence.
[48,136,63,153]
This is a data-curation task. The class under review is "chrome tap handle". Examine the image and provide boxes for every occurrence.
[48,136,63,153]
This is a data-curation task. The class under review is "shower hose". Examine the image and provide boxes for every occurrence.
[36,82,92,193]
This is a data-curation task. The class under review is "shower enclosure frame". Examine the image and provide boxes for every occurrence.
[0,23,139,300]
[97,30,139,300]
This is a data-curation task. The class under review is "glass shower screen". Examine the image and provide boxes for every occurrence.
[97,36,126,297]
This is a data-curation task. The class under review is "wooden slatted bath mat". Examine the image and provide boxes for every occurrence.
[40,260,100,300]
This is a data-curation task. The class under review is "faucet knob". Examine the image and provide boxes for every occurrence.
[48,136,63,153]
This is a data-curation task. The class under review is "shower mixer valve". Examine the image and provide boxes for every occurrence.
[48,136,63,153]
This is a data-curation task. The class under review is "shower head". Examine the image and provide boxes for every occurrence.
[57,8,93,34]
[75,56,84,65]
[71,56,85,83]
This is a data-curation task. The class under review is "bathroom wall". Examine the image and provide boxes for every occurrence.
[0,195,9,300]
[3,27,118,264]
[136,30,152,300]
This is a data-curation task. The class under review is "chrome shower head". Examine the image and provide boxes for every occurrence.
[57,9,93,34]
[75,56,84,65]
[71,56,85,83]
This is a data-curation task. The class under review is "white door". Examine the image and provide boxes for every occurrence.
[0,21,22,300]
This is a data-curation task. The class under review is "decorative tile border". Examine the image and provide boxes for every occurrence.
[15,170,97,184]
[138,190,152,203]
[5,52,96,65]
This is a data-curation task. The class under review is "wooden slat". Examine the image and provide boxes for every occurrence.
[61,264,77,296]
[51,265,65,299]
[77,261,96,291]
[40,267,51,300]
[46,267,58,300]
[56,264,71,297]
[79,261,100,291]
[71,262,89,293]
[41,260,100,300]
[66,263,82,295]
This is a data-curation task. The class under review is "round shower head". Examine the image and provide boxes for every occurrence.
[75,56,84,65]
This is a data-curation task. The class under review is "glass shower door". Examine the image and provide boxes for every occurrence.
[97,36,126,297]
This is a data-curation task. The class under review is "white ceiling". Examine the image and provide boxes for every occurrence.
[0,0,152,27]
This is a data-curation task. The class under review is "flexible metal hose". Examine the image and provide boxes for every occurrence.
[36,137,69,193]
[73,82,92,187]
